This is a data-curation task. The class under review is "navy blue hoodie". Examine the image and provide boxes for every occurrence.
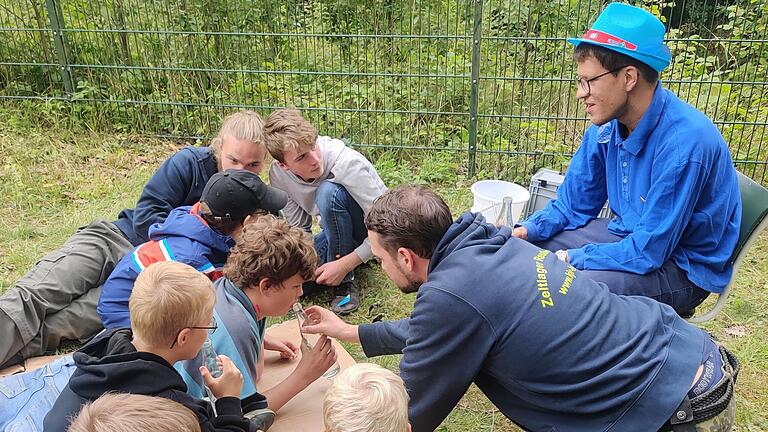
[359,212,708,432]
[42,329,250,432]
[113,146,218,246]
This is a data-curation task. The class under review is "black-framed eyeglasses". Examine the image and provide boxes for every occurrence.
[575,66,628,94]
[169,316,218,349]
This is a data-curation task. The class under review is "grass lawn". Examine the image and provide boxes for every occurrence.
[1,123,766,431]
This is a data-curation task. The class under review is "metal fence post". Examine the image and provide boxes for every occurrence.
[45,0,74,95]
[467,0,484,177]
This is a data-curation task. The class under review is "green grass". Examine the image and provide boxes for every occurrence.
[0,122,766,431]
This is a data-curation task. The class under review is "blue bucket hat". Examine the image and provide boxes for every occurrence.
[567,2,671,72]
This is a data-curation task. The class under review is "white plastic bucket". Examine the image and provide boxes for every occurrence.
[470,180,530,226]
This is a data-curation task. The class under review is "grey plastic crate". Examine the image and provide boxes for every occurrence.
[522,168,612,220]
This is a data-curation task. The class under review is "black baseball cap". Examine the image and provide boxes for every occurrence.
[201,170,288,220]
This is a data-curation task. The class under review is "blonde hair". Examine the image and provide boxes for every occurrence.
[129,261,215,348]
[224,214,317,289]
[323,363,410,432]
[210,110,266,161]
[263,108,318,163]
[67,393,201,432]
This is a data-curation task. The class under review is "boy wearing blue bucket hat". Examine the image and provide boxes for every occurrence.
[515,3,741,318]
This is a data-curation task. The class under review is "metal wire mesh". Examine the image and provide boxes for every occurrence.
[1,0,766,182]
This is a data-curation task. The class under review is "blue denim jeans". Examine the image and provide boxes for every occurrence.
[0,355,75,432]
[313,182,367,284]
[533,218,710,314]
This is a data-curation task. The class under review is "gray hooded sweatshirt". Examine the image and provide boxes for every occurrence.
[269,136,387,261]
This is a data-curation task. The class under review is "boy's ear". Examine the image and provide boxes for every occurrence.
[176,328,192,349]
[276,160,288,170]
[258,277,275,293]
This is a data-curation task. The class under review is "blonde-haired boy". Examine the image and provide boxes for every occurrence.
[128,260,216,348]
[44,261,255,432]
[323,363,411,432]
[67,393,201,432]
[265,108,388,315]
[177,215,337,417]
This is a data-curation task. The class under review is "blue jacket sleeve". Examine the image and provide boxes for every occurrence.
[130,151,200,244]
[522,127,608,242]
[398,287,495,432]
[568,158,709,274]
[358,319,410,357]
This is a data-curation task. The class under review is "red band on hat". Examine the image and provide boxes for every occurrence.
[583,29,637,51]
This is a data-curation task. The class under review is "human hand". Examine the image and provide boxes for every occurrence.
[512,226,528,240]
[294,335,337,383]
[302,306,360,343]
[314,260,350,287]
[555,250,569,263]
[263,335,299,360]
[200,355,243,399]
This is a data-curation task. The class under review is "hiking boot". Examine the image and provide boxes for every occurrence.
[330,281,360,315]
[244,408,275,431]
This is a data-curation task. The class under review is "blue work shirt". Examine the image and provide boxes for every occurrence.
[522,83,741,293]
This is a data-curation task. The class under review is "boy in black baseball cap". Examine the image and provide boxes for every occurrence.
[98,169,287,330]
[201,169,288,222]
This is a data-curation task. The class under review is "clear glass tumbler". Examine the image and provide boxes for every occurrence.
[292,302,340,379]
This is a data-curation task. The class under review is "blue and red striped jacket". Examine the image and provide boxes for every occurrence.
[98,202,234,328]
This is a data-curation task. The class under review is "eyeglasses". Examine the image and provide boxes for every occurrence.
[575,66,628,94]
[169,316,218,349]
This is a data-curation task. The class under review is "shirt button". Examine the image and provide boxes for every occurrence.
[622,161,627,167]
[623,177,628,184]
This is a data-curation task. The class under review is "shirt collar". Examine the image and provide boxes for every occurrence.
[221,278,260,321]
[615,82,666,156]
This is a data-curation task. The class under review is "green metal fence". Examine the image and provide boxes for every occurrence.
[1,0,766,182]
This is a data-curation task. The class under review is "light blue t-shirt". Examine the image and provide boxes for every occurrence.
[175,278,266,399]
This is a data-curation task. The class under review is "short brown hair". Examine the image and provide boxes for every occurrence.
[263,109,318,163]
[224,215,317,289]
[364,186,453,259]
[324,363,410,432]
[67,393,201,432]
[573,43,659,84]
[210,110,266,162]
[129,261,215,348]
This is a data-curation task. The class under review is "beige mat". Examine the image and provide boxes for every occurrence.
[260,320,356,431]
[0,321,355,432]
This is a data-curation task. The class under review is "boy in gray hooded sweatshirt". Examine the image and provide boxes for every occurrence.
[265,109,387,315]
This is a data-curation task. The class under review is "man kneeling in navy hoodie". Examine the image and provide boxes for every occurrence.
[303,186,738,432]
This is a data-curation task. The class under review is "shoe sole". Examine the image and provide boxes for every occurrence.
[245,411,275,431]
[331,293,361,316]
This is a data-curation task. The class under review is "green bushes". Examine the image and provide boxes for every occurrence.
[0,0,765,180]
